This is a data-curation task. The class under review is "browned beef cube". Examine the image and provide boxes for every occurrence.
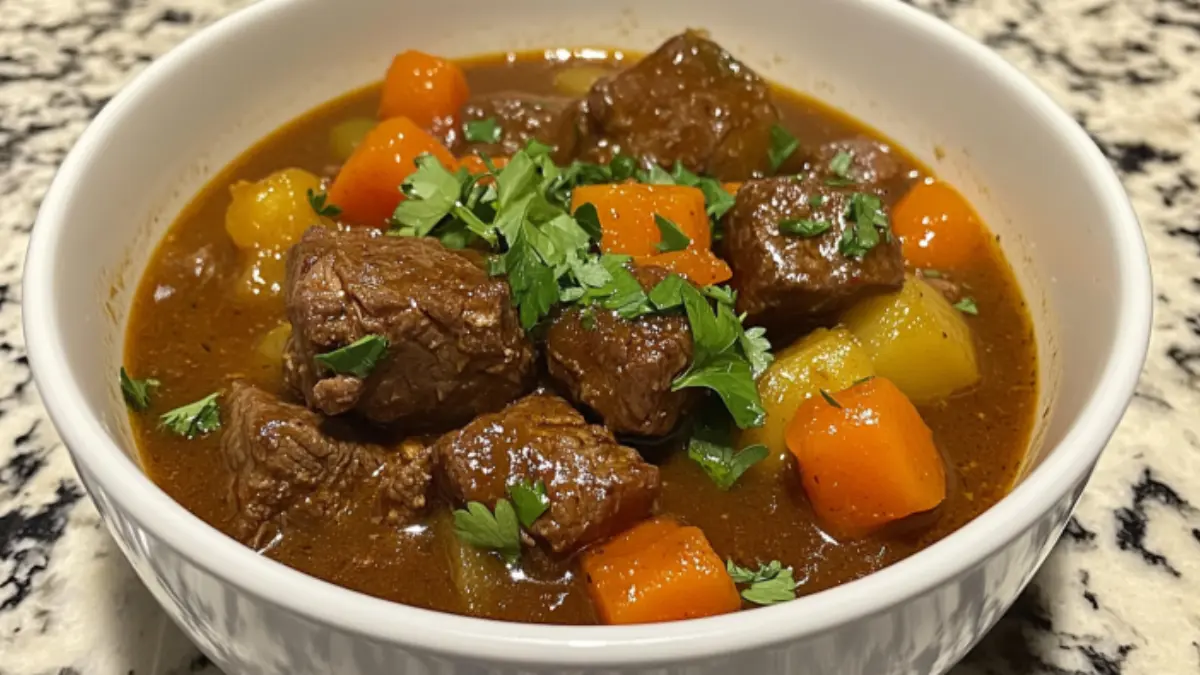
[220,382,433,549]
[809,137,910,198]
[578,31,780,180]
[434,393,660,553]
[283,228,536,429]
[725,177,905,325]
[437,93,582,163]
[545,266,697,437]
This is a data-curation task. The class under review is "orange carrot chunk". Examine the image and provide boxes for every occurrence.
[327,117,457,227]
[891,180,986,271]
[379,50,470,128]
[785,377,946,538]
[582,517,741,624]
[647,248,733,286]
[571,184,711,257]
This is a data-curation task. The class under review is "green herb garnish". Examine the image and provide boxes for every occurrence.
[954,297,979,315]
[689,439,768,491]
[120,367,159,412]
[306,189,342,218]
[314,335,389,378]
[671,162,737,222]
[779,218,831,238]
[921,269,944,279]
[573,202,603,242]
[672,284,768,429]
[727,560,799,605]
[507,480,550,529]
[159,392,220,439]
[838,192,890,259]
[819,389,842,408]
[767,124,799,172]
[464,117,502,144]
[453,500,522,564]
[825,150,855,186]
[654,214,691,252]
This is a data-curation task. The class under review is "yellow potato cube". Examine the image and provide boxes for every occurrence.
[225,168,328,252]
[842,276,979,404]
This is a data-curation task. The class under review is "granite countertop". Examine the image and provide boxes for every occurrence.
[1,0,1198,673]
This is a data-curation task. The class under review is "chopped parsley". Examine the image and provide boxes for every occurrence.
[314,334,389,378]
[640,164,676,185]
[306,189,342,218]
[921,269,944,279]
[119,367,159,412]
[838,192,891,259]
[671,284,768,429]
[654,214,691,252]
[464,117,502,144]
[671,162,737,222]
[954,297,979,315]
[389,139,772,425]
[779,218,831,238]
[453,500,522,564]
[687,410,768,491]
[819,389,842,408]
[159,392,221,439]
[808,193,825,208]
[507,480,550,529]
[825,150,855,186]
[727,559,799,605]
[767,124,799,173]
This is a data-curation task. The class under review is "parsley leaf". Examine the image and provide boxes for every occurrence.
[671,162,737,221]
[314,334,390,378]
[507,480,550,529]
[808,193,825,208]
[609,154,638,181]
[464,117,502,144]
[726,560,799,605]
[779,218,831,238]
[689,436,768,491]
[819,389,842,408]
[954,297,979,315]
[672,284,767,429]
[159,392,221,439]
[573,202,604,242]
[920,268,944,279]
[838,192,890,259]
[829,150,854,179]
[654,214,691,252]
[640,164,676,185]
[768,124,799,172]
[740,326,774,379]
[703,285,738,306]
[453,500,522,564]
[306,189,342,218]
[648,273,688,310]
[391,155,464,236]
[120,367,159,412]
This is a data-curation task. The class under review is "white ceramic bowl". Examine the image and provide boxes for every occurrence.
[23,0,1151,673]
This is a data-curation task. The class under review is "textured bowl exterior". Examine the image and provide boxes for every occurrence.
[24,0,1150,673]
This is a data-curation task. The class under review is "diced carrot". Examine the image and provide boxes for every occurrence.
[379,50,470,128]
[722,182,743,196]
[642,248,732,286]
[784,377,946,537]
[327,117,457,227]
[891,180,986,270]
[582,517,741,624]
[571,184,710,257]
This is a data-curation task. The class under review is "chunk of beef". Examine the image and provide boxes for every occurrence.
[439,93,582,163]
[724,177,905,326]
[578,31,780,180]
[434,393,660,553]
[545,266,697,437]
[283,228,535,429]
[810,137,909,198]
[220,382,433,549]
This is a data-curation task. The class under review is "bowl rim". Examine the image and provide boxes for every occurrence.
[23,0,1151,665]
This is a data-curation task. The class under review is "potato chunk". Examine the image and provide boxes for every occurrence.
[225,168,331,301]
[842,276,979,403]
[739,327,875,473]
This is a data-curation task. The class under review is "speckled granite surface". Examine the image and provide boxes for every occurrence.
[0,1,1197,673]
